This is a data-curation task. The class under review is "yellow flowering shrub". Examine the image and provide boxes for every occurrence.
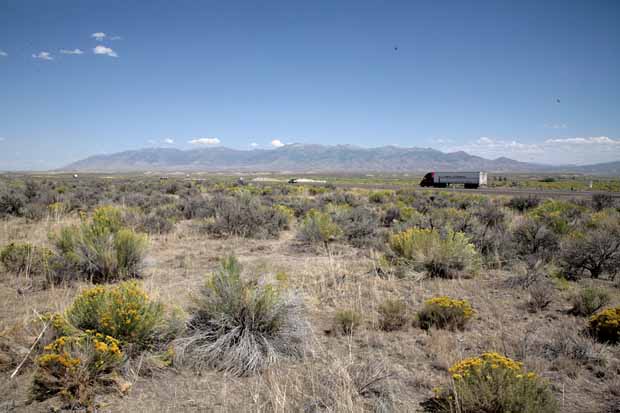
[588,307,620,344]
[422,352,558,413]
[389,228,479,278]
[66,281,165,350]
[31,332,124,407]
[417,296,474,331]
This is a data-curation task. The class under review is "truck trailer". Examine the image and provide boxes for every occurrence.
[419,171,488,189]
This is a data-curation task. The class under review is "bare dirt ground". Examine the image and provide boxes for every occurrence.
[1,217,620,412]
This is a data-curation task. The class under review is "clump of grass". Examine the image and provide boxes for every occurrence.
[417,296,474,331]
[588,307,620,344]
[569,286,610,316]
[389,228,479,278]
[31,332,124,408]
[175,255,307,376]
[423,352,558,413]
[377,298,408,331]
[298,209,342,246]
[335,309,362,335]
[51,206,148,283]
[0,242,52,277]
[65,281,166,352]
[526,280,554,313]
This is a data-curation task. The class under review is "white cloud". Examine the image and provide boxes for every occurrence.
[0,50,7,57]
[32,51,53,60]
[544,123,567,129]
[60,48,84,55]
[250,142,258,148]
[93,45,118,57]
[0,137,5,142]
[271,139,285,148]
[92,32,106,41]
[441,136,620,165]
[164,138,174,144]
[189,138,221,145]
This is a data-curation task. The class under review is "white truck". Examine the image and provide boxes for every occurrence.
[420,171,488,189]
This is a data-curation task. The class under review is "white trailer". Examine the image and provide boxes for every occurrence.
[420,171,487,189]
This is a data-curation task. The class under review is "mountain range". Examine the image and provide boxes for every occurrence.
[62,144,620,174]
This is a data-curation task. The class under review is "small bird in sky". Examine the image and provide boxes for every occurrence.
[394,45,398,51]
[556,98,561,103]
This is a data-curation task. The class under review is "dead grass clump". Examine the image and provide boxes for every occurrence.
[175,255,307,376]
[541,327,607,371]
[335,309,363,335]
[0,242,52,279]
[377,298,408,331]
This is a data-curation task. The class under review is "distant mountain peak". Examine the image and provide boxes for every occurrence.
[60,144,618,174]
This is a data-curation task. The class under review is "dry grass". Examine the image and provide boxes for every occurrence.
[1,215,620,412]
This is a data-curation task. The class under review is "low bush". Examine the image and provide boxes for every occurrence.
[203,194,290,239]
[31,332,124,408]
[334,206,380,248]
[298,209,342,246]
[417,296,474,330]
[512,217,559,262]
[389,228,479,278]
[423,352,558,413]
[592,193,614,211]
[560,224,620,279]
[66,282,166,351]
[588,307,620,344]
[50,206,148,283]
[0,242,52,276]
[335,309,362,335]
[569,286,611,316]
[175,256,307,376]
[526,280,554,313]
[377,299,408,331]
[506,195,540,212]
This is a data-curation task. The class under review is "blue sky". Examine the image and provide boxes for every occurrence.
[0,0,619,169]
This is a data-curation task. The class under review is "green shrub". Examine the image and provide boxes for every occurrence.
[298,209,342,246]
[66,282,165,351]
[529,199,584,235]
[423,352,558,413]
[0,242,52,276]
[506,195,540,212]
[175,256,307,376]
[377,299,408,331]
[31,332,124,407]
[389,228,479,278]
[51,206,148,283]
[334,206,380,248]
[560,222,620,279]
[588,307,620,344]
[569,286,611,316]
[335,309,362,335]
[417,296,474,331]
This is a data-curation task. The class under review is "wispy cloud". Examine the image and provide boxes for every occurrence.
[0,137,5,142]
[92,32,107,41]
[544,123,568,129]
[441,136,620,165]
[32,51,53,60]
[250,142,259,148]
[271,139,285,148]
[0,50,7,57]
[60,48,84,55]
[93,45,118,57]
[110,36,122,41]
[164,138,174,144]
[189,138,221,145]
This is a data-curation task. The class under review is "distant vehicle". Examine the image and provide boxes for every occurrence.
[288,178,327,184]
[420,171,488,189]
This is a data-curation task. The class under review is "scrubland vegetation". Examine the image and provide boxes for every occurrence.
[1,174,619,412]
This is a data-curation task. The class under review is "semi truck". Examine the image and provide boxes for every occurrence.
[420,171,488,189]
